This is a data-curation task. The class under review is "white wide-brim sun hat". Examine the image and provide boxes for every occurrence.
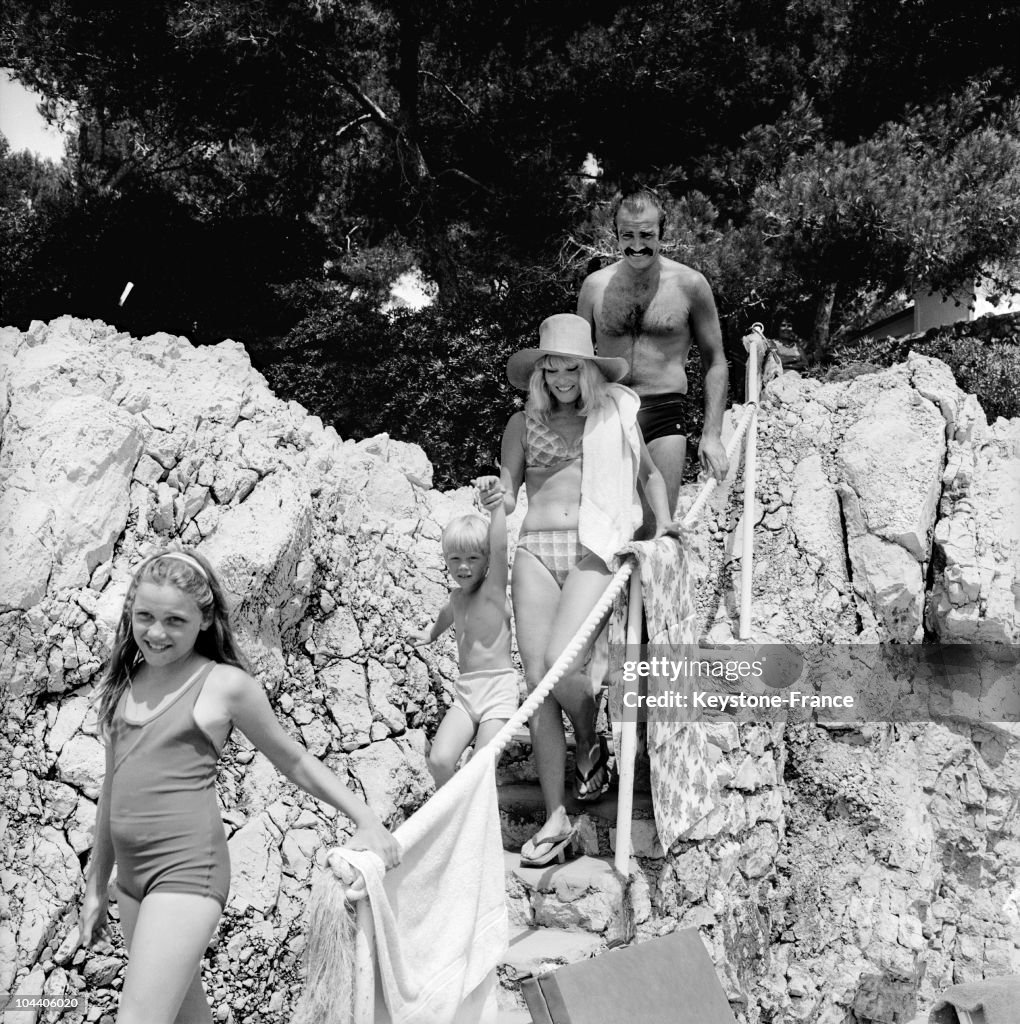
[506,313,629,390]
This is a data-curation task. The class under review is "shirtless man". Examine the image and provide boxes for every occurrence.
[578,188,729,512]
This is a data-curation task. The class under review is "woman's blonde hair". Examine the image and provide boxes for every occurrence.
[526,355,611,421]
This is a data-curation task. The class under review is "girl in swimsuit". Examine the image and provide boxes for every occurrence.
[496,314,672,867]
[79,549,400,1024]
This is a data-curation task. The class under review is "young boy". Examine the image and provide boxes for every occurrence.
[409,478,518,786]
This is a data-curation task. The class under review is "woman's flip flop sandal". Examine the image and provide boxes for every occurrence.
[520,829,576,868]
[574,735,611,803]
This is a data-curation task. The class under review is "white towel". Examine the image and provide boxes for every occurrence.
[331,748,508,1024]
[579,383,643,567]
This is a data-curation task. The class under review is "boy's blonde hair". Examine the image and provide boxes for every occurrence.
[442,514,489,556]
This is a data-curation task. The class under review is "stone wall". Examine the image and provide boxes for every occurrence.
[774,719,1020,1024]
[686,350,1020,1023]
[625,720,786,1020]
[1,318,1017,1024]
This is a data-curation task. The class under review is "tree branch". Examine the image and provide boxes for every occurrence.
[335,113,372,143]
[438,167,493,194]
[419,70,478,120]
[335,71,400,138]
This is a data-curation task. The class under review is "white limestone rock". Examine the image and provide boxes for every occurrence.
[5,317,1020,1024]
[13,828,81,958]
[280,828,319,881]
[55,733,106,800]
[322,660,373,751]
[790,453,848,594]
[837,387,944,561]
[930,415,1020,642]
[357,432,434,490]
[199,469,314,685]
[227,813,283,914]
[0,394,142,609]
[347,736,431,825]
[45,695,91,759]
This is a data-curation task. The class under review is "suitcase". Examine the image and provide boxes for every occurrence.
[520,928,738,1023]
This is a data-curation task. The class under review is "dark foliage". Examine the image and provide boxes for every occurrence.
[2,1,1017,456]
[829,320,1020,423]
[0,163,325,341]
[261,294,724,489]
[259,275,577,489]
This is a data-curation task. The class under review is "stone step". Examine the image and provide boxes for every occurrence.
[496,727,581,787]
[496,728,653,792]
[495,1008,534,1024]
[497,924,605,1012]
[504,851,632,942]
[498,780,660,859]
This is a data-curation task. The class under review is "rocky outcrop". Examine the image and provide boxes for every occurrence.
[930,410,1020,643]
[771,720,1020,1024]
[1,318,1017,1024]
[702,352,1018,647]
[0,317,477,1021]
[690,352,1020,1022]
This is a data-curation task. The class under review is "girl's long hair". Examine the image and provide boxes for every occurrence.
[527,355,611,422]
[95,550,247,734]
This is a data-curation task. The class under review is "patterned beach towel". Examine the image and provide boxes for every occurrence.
[607,536,718,851]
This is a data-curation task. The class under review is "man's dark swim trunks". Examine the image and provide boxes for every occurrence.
[637,393,686,443]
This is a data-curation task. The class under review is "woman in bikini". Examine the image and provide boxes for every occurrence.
[494,313,672,867]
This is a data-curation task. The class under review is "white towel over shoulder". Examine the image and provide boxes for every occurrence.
[331,748,507,1024]
[579,383,643,567]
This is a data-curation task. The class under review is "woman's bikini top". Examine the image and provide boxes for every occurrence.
[524,410,583,470]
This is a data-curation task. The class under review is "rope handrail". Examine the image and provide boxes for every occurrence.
[303,338,768,1024]
[490,382,763,759]
[326,393,760,885]
[679,394,757,527]
[488,559,634,758]
[327,557,637,875]
[487,386,761,761]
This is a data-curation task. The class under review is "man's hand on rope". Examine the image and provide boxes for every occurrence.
[698,433,729,481]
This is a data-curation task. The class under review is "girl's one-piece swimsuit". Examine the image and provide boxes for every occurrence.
[109,661,230,907]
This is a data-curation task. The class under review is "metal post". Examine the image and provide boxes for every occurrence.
[614,567,643,874]
[352,899,376,1024]
[739,326,763,640]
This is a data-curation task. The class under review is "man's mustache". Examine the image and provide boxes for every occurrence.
[624,247,653,257]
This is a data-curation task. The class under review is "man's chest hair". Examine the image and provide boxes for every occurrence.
[599,274,690,338]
